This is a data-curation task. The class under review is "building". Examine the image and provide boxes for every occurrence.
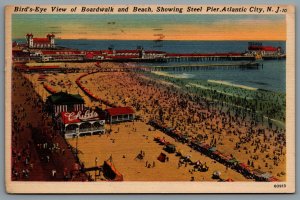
[105,107,135,123]
[45,92,85,117]
[247,42,283,56]
[26,33,55,49]
[45,92,105,138]
[57,109,105,138]
[40,50,103,62]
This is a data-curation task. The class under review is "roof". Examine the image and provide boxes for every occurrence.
[33,38,51,43]
[115,50,139,53]
[105,107,135,116]
[86,51,103,55]
[47,92,84,105]
[248,45,279,51]
[145,50,166,54]
[105,55,139,59]
[166,53,242,57]
[41,50,85,55]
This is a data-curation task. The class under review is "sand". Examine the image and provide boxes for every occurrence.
[67,121,247,181]
[21,61,286,181]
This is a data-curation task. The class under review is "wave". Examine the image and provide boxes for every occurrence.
[152,71,195,79]
[208,80,258,91]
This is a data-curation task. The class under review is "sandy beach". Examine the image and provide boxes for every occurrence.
[67,121,248,181]
[16,61,286,182]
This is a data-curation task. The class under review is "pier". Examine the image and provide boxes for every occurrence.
[144,62,261,72]
[165,53,285,62]
[166,53,254,62]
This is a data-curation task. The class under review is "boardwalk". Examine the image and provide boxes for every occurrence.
[15,61,261,74]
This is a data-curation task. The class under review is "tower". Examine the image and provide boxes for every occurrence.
[26,33,33,48]
[47,33,55,48]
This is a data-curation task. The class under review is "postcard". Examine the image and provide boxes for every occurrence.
[5,4,295,193]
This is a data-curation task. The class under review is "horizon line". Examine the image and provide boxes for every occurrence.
[12,38,286,42]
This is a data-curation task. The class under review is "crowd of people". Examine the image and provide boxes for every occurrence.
[78,69,286,180]
[14,61,286,181]
[11,72,89,181]
[165,77,286,122]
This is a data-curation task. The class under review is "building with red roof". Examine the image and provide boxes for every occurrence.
[26,33,55,49]
[105,107,135,123]
[45,92,106,138]
[57,109,105,138]
[247,42,283,57]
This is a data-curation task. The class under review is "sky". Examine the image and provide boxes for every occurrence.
[12,14,286,40]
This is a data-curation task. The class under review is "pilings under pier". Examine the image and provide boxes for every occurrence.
[146,62,261,72]
[165,54,285,62]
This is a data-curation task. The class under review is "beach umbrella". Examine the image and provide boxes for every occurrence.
[213,171,221,177]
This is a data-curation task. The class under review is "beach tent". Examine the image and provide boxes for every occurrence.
[165,127,174,134]
[251,169,268,181]
[200,143,211,150]
[189,140,202,151]
[239,163,250,170]
[227,158,239,166]
[102,161,123,181]
[217,152,230,162]
[261,172,272,180]
[176,149,183,157]
[157,152,167,162]
[177,134,189,143]
[209,147,217,152]
[237,163,254,177]
[212,150,222,156]
[164,144,176,153]
[212,171,221,179]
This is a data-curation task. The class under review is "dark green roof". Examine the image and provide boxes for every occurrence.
[46,92,84,105]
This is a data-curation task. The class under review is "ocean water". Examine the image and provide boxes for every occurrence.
[152,60,286,93]
[15,39,286,92]
[55,40,285,54]
[15,39,286,54]
[54,40,286,93]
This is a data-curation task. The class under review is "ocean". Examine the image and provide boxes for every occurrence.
[150,59,286,93]
[15,39,286,92]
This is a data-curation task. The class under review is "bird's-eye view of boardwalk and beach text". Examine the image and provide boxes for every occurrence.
[10,13,287,183]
